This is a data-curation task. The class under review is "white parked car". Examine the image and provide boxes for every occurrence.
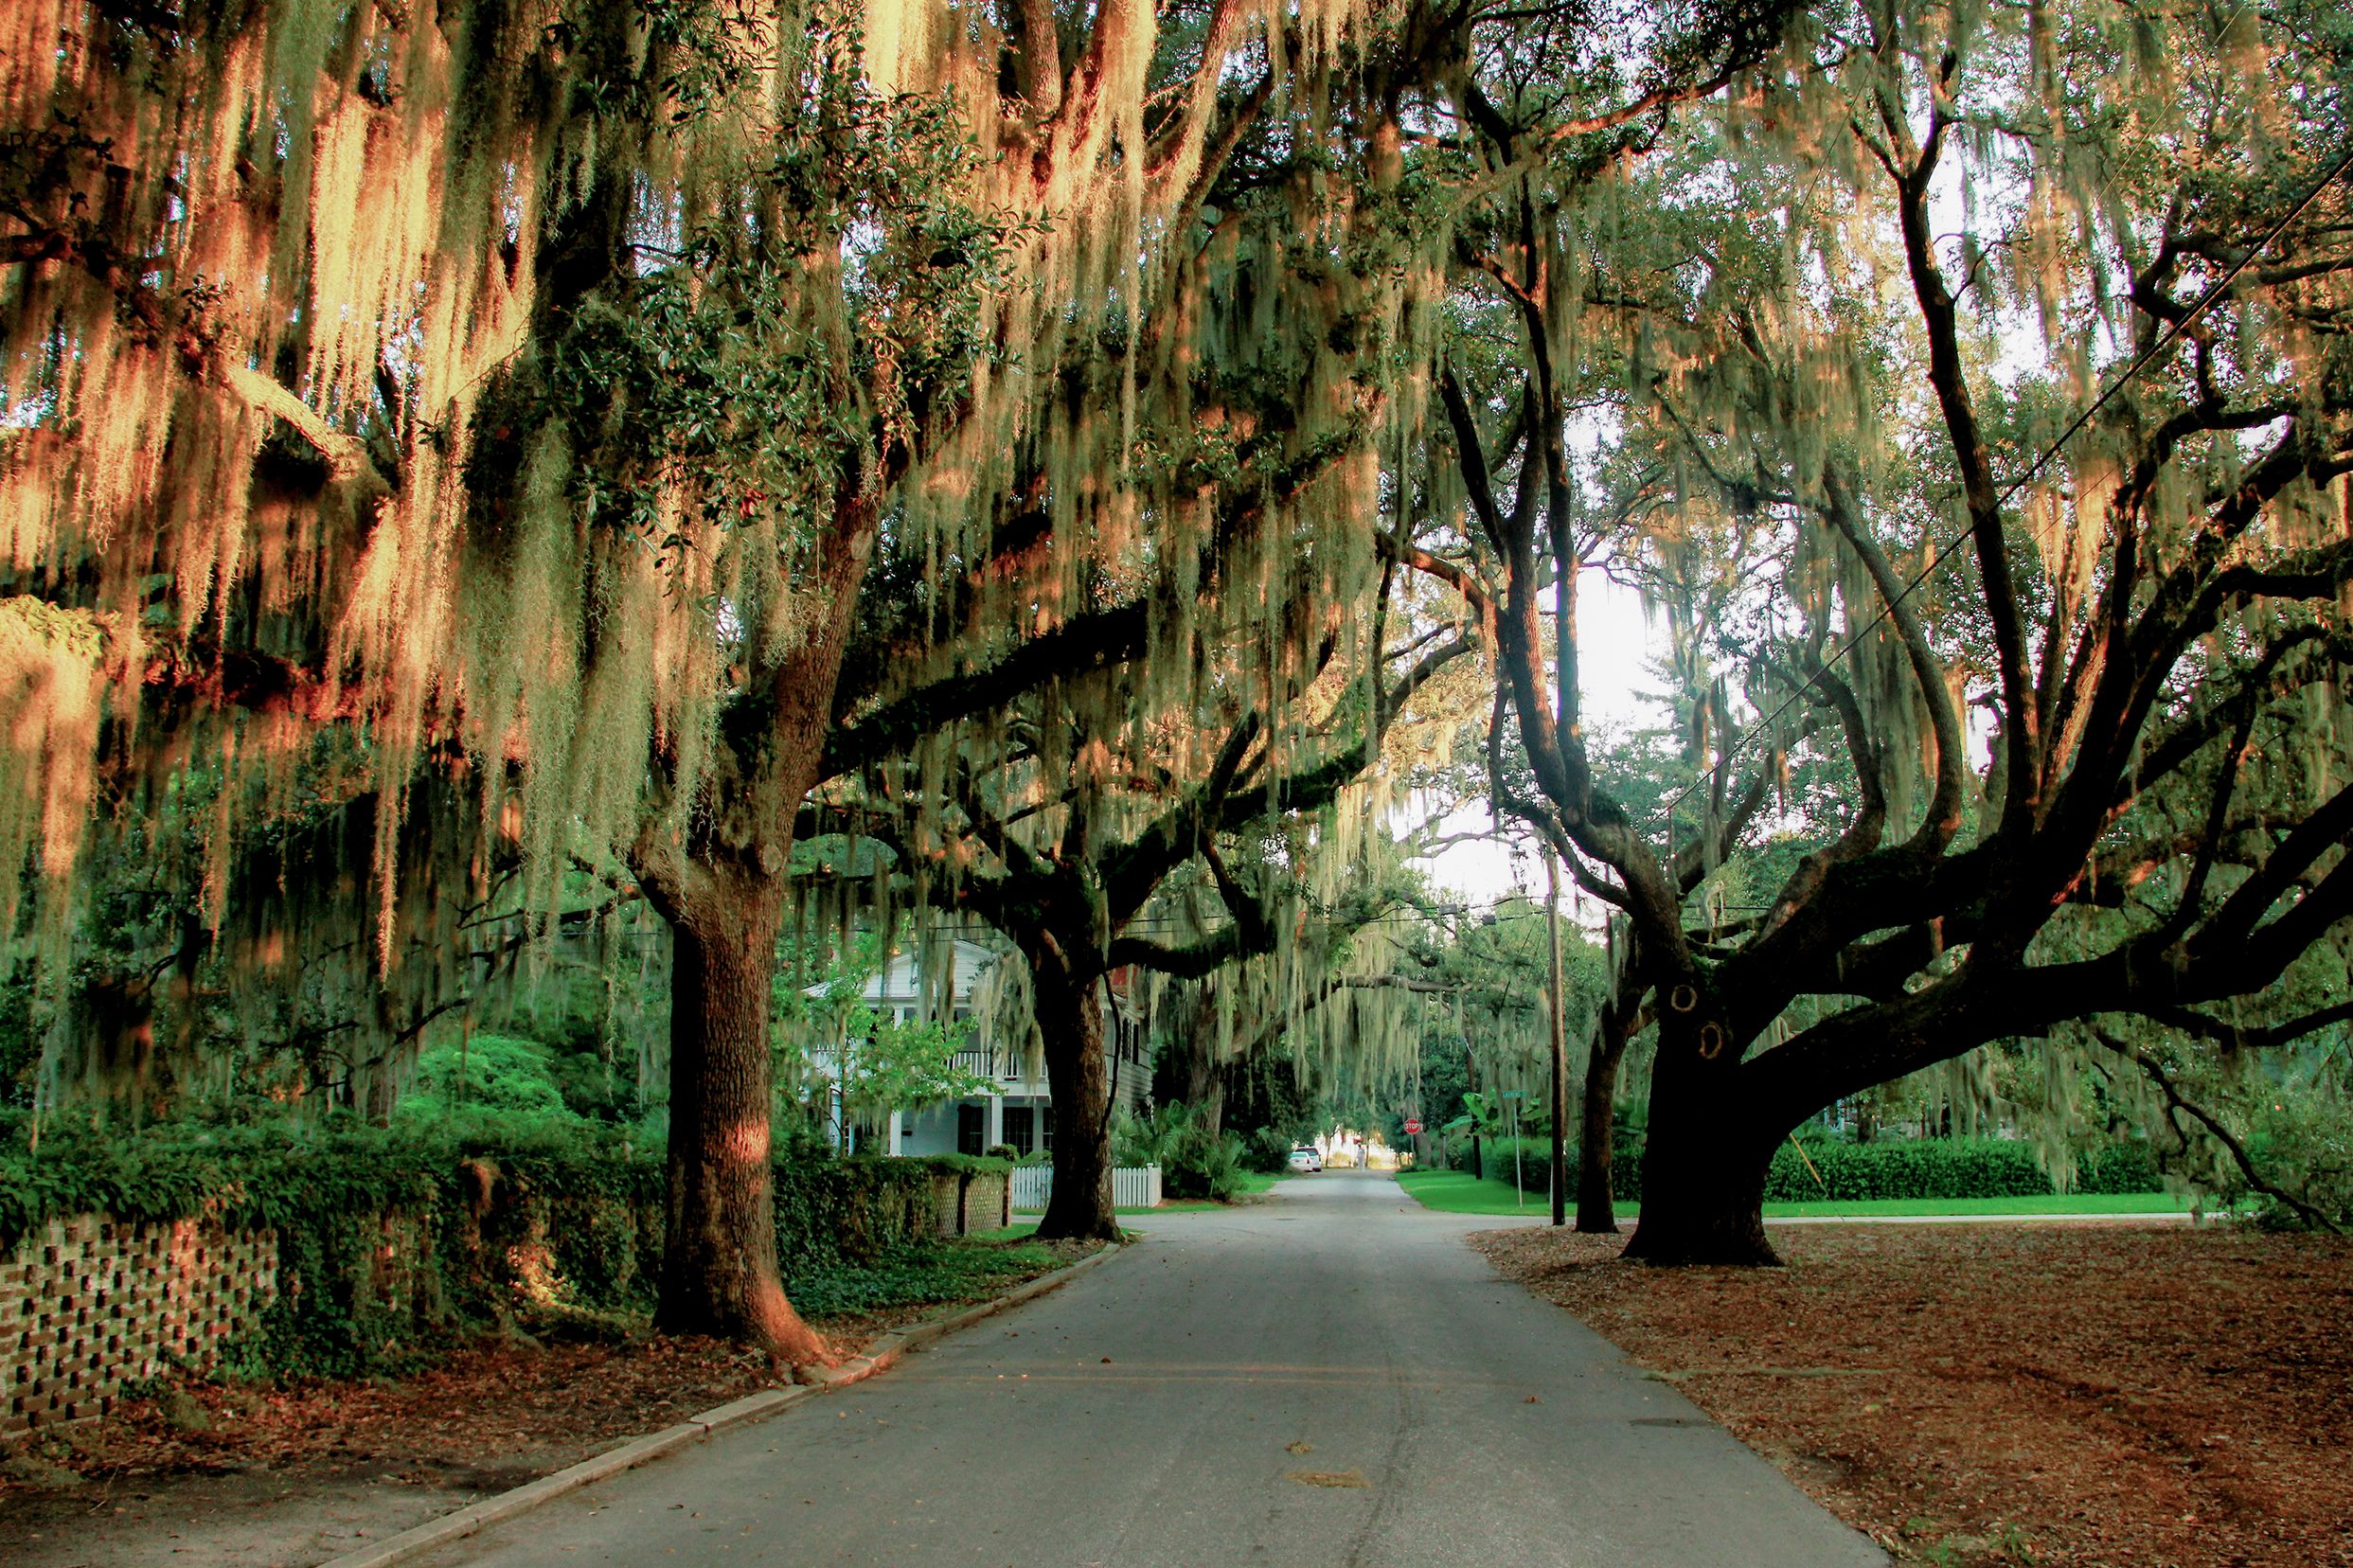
[1287,1146,1324,1173]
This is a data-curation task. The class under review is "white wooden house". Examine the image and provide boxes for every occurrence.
[803,936,1149,1157]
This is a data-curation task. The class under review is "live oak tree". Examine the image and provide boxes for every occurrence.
[16,0,2342,1360]
[825,561,1478,1238]
[1417,0,2353,1260]
[0,0,1456,1350]
[1143,850,1441,1143]
[784,0,1523,1240]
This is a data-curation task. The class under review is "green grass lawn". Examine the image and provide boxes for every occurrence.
[967,1221,1040,1240]
[1392,1168,2201,1220]
[1393,1169,1580,1215]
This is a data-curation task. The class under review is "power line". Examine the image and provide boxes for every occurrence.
[1645,143,2353,835]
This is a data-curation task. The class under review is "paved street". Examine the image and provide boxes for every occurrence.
[422,1173,1884,1567]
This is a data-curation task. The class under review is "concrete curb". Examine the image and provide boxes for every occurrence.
[318,1242,1121,1568]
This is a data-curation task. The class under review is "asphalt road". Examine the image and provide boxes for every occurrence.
[422,1172,1885,1567]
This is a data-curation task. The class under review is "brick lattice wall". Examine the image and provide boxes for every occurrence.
[962,1170,1007,1232]
[1,1216,277,1437]
[927,1170,1010,1236]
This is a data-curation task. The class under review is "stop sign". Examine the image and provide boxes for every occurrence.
[1403,1118,1423,1134]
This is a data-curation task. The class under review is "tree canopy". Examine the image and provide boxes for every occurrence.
[6,0,2352,1348]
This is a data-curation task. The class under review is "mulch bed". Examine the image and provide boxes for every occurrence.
[10,1332,799,1495]
[1472,1222,2353,1568]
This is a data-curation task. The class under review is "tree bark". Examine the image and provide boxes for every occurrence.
[654,877,828,1361]
[1575,1007,1631,1234]
[636,478,871,1353]
[1623,1007,1779,1265]
[1545,851,1568,1227]
[1031,953,1119,1241]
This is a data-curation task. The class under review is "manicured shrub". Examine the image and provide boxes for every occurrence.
[2077,1142,2162,1195]
[1484,1135,1643,1201]
[771,1151,1008,1266]
[1485,1136,1554,1193]
[1471,1134,2156,1205]
[1762,1136,2163,1202]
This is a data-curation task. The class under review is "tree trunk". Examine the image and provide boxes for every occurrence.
[1032,955,1118,1241]
[654,877,827,1361]
[1623,1004,1779,1265]
[1545,850,1568,1227]
[1575,1007,1630,1234]
[638,492,871,1352]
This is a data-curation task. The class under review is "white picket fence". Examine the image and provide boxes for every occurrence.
[1009,1164,1162,1212]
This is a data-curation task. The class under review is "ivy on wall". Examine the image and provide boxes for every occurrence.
[1,1118,1006,1377]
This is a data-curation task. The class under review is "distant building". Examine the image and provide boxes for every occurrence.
[803,936,1149,1157]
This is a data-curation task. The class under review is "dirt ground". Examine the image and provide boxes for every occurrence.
[1,1332,796,1567]
[0,1249,1093,1568]
[1472,1221,2353,1568]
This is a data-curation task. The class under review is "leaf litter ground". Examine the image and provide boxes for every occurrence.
[1471,1221,2352,1567]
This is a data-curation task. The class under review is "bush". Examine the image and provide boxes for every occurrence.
[0,1115,668,1378]
[1113,1102,1248,1201]
[394,1034,582,1128]
[2077,1141,2162,1195]
[1762,1136,2163,1202]
[1239,1128,1293,1174]
[1484,1135,1643,1202]
[1485,1136,1555,1193]
[1459,1133,2164,1205]
[772,1152,1011,1267]
[2238,1096,2353,1230]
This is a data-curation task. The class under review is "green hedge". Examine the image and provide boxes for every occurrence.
[0,1117,665,1377]
[773,1152,1008,1267]
[1468,1136,1643,1202]
[1462,1133,2159,1204]
[1765,1136,2162,1202]
[0,1118,997,1378]
[2076,1143,2162,1194]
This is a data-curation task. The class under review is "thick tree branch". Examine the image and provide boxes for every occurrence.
[2098,1030,2341,1234]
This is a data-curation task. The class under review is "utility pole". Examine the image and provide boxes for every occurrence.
[1508,1088,1523,1211]
[1545,846,1567,1227]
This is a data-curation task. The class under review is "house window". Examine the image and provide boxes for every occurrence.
[1042,1105,1055,1152]
[1003,1105,1034,1154]
[956,1103,984,1156]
